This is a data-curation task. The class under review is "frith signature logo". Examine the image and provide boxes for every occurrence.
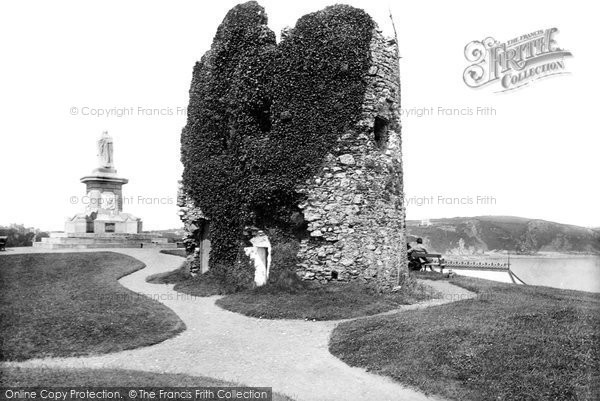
[463,28,572,92]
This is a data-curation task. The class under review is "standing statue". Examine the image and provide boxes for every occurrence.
[97,131,114,168]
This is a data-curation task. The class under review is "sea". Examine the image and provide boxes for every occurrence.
[446,254,600,293]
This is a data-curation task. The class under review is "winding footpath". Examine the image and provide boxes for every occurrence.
[1,248,475,401]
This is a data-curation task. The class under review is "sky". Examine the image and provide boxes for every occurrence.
[0,0,598,231]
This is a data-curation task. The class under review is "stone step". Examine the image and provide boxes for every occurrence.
[40,238,168,245]
[33,242,178,249]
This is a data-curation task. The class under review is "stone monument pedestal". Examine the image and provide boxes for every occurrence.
[34,131,172,249]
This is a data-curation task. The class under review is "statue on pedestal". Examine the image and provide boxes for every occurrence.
[97,131,114,168]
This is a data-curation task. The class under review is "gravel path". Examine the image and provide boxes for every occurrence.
[1,248,475,401]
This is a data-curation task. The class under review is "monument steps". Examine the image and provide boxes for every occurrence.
[33,233,177,249]
[33,242,178,249]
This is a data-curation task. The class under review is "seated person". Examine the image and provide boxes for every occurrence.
[407,243,419,270]
[412,237,427,253]
[411,238,432,270]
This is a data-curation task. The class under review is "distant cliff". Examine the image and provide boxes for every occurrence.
[406,216,600,255]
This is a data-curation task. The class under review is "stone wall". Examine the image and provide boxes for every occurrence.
[177,181,209,274]
[295,28,407,290]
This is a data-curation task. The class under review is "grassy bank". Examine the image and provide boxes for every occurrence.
[0,367,293,401]
[159,249,187,258]
[216,281,437,320]
[146,264,225,296]
[329,275,600,400]
[148,262,439,320]
[0,252,185,361]
[149,250,225,296]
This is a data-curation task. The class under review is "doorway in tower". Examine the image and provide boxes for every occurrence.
[196,220,211,274]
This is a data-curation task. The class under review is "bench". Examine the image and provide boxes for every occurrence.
[0,236,7,251]
[408,251,445,271]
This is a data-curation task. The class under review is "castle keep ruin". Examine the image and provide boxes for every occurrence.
[179,2,407,291]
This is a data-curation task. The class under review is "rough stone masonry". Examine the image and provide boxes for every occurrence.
[295,28,407,288]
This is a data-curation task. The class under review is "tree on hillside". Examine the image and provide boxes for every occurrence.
[0,224,49,247]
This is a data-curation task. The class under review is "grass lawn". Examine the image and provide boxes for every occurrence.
[330,275,600,400]
[159,249,187,258]
[215,281,438,320]
[410,270,448,281]
[0,252,185,361]
[148,262,440,320]
[146,264,225,296]
[0,367,294,400]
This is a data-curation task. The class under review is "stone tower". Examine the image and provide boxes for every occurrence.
[295,29,407,290]
[178,3,408,291]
